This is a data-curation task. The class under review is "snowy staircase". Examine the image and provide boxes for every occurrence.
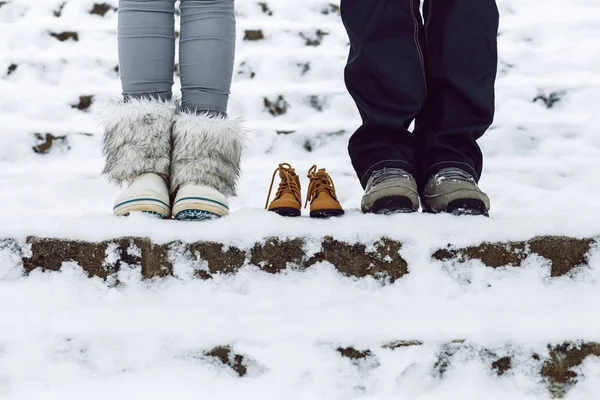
[2,0,600,398]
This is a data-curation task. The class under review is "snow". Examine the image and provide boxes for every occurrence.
[1,0,600,398]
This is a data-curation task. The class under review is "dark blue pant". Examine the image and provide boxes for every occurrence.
[341,0,499,188]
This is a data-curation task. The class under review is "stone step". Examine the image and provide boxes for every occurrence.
[3,235,595,281]
[200,341,600,399]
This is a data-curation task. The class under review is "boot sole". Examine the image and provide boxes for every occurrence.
[173,196,229,221]
[310,209,345,219]
[174,209,224,221]
[114,199,170,219]
[269,207,301,217]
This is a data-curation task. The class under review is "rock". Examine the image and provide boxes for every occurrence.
[432,236,594,276]
[258,2,273,16]
[297,62,310,76]
[299,29,329,46]
[237,61,255,79]
[7,63,17,76]
[90,3,117,17]
[383,340,423,349]
[244,30,264,41]
[204,346,248,377]
[53,2,66,17]
[306,95,327,112]
[186,242,246,276]
[32,133,70,154]
[250,238,304,273]
[307,237,408,282]
[321,3,340,15]
[491,356,513,376]
[50,31,79,42]
[533,91,565,109]
[264,95,289,116]
[337,347,372,360]
[541,342,600,398]
[72,95,94,111]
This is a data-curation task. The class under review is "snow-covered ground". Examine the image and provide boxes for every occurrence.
[1,0,600,398]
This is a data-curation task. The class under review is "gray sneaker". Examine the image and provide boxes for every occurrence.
[361,168,420,214]
[421,168,490,216]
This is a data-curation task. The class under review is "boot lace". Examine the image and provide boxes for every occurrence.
[265,163,301,209]
[305,165,338,208]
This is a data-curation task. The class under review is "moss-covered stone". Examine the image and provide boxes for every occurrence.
[50,31,79,42]
[244,30,264,41]
[17,235,596,281]
[32,133,69,154]
[308,237,408,282]
[204,346,248,377]
[186,242,246,276]
[491,356,512,376]
[24,237,172,279]
[433,236,594,276]
[90,3,117,16]
[24,237,112,279]
[249,238,305,273]
[337,347,372,360]
[72,95,94,111]
[541,342,600,398]
[383,340,423,349]
[528,236,593,277]
[263,95,289,116]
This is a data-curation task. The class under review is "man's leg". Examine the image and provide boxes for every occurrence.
[341,0,426,189]
[416,0,499,182]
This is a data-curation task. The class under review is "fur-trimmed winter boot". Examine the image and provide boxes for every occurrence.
[170,111,246,221]
[102,98,177,218]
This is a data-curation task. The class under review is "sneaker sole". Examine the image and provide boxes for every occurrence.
[364,196,418,215]
[269,207,301,217]
[422,188,490,216]
[114,199,170,219]
[310,209,345,219]
[423,198,489,216]
[447,198,489,216]
[173,197,229,221]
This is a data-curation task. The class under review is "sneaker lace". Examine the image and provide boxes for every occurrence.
[372,168,412,185]
[434,168,475,184]
[265,163,301,209]
[305,165,337,208]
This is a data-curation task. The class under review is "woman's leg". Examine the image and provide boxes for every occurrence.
[102,0,178,218]
[170,0,245,220]
[118,0,176,100]
[178,0,236,113]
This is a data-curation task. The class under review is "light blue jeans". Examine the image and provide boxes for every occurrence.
[118,0,235,114]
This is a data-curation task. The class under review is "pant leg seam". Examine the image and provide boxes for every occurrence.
[410,0,427,95]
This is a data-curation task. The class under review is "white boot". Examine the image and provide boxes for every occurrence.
[101,97,177,217]
[113,173,171,218]
[170,111,246,221]
[172,184,229,220]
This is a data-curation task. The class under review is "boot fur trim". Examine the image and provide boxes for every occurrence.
[101,97,177,184]
[171,112,247,197]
